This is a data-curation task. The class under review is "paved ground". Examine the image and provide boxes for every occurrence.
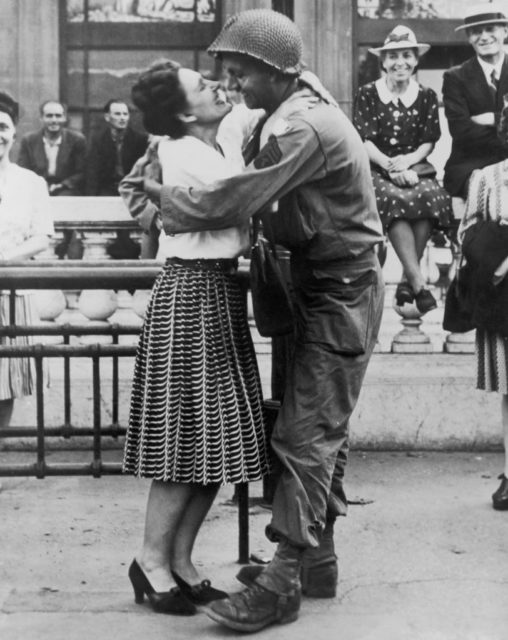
[1,450,507,640]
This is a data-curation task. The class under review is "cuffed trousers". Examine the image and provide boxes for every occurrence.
[267,250,384,548]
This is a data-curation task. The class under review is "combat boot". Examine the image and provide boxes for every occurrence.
[206,581,300,632]
[237,521,338,598]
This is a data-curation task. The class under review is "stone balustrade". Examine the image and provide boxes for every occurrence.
[29,196,473,354]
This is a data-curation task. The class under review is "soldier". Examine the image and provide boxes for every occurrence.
[443,2,508,200]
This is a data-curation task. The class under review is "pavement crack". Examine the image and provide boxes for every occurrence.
[338,576,508,603]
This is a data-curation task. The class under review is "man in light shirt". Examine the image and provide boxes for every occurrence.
[18,100,86,196]
[17,100,86,258]
[442,2,508,200]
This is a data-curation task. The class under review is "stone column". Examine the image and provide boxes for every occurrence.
[1,0,60,149]
[222,0,271,22]
[294,0,352,116]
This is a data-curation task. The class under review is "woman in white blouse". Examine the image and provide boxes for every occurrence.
[122,60,269,615]
[0,92,53,428]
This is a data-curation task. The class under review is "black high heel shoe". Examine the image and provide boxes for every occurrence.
[128,559,196,615]
[492,474,508,510]
[171,570,228,605]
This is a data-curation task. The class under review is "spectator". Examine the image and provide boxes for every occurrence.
[442,2,508,201]
[17,99,86,196]
[454,101,508,512]
[86,99,147,196]
[87,99,147,260]
[0,92,53,428]
[354,25,452,314]
[17,99,85,259]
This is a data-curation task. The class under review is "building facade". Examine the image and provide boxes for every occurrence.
[0,0,486,147]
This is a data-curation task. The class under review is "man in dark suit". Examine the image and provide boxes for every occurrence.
[18,99,86,196]
[86,99,148,196]
[443,2,508,199]
[86,99,147,259]
[17,100,87,258]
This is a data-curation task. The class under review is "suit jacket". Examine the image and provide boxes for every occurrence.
[442,55,508,198]
[86,127,148,196]
[17,128,87,195]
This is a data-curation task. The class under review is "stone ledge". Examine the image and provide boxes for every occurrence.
[352,353,501,450]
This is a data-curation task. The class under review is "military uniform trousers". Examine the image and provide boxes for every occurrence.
[267,249,384,549]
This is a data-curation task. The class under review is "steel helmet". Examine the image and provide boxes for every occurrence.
[207,9,303,76]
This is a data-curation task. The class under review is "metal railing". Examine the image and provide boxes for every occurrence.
[0,260,252,562]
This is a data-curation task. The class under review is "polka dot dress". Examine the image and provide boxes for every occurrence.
[354,81,452,231]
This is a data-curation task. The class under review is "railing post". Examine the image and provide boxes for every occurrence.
[92,346,102,478]
[237,482,250,564]
[62,332,72,437]
[35,346,46,479]
[111,328,120,438]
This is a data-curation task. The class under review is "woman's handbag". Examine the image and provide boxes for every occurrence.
[410,160,437,178]
[249,218,294,337]
[443,260,474,333]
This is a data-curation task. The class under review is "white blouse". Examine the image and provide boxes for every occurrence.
[0,163,53,253]
[157,134,250,260]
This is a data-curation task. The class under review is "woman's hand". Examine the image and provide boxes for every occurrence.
[493,255,508,285]
[470,112,495,126]
[389,169,419,187]
[387,154,412,173]
[0,234,50,261]
[153,212,163,231]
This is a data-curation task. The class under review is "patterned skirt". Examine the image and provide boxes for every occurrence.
[476,329,508,394]
[123,258,269,485]
[372,171,452,231]
[0,293,37,400]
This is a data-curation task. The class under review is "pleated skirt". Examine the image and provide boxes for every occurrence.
[476,329,508,394]
[123,258,269,485]
[0,293,37,400]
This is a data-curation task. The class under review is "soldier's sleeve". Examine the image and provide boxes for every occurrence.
[160,117,326,235]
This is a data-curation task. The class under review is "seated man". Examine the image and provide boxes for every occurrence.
[17,99,86,258]
[442,2,508,201]
[86,99,148,197]
[87,99,147,259]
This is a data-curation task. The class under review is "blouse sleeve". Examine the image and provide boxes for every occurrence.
[353,84,379,143]
[418,87,441,144]
[28,174,54,238]
[458,169,488,246]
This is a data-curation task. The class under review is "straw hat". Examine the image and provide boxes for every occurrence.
[455,2,508,32]
[368,25,430,57]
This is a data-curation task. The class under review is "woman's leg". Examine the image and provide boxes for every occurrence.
[412,218,434,263]
[501,395,508,477]
[170,483,220,584]
[387,219,426,293]
[137,480,194,591]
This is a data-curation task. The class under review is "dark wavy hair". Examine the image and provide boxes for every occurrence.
[131,59,188,138]
[0,92,19,125]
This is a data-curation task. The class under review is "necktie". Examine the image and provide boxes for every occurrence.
[490,69,499,104]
